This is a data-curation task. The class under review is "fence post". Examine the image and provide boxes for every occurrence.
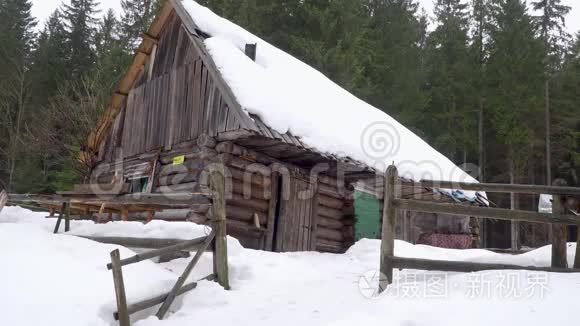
[551,180,568,269]
[209,166,230,290]
[110,249,130,326]
[379,165,398,293]
[53,202,66,234]
[64,201,71,232]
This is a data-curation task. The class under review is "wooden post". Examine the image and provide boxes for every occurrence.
[552,180,568,268]
[121,208,129,222]
[209,166,230,290]
[265,171,280,251]
[53,202,66,234]
[110,249,130,326]
[64,202,71,232]
[379,165,398,293]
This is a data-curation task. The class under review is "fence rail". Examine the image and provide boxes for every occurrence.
[379,165,580,293]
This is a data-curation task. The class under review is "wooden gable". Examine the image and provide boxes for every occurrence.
[96,5,255,162]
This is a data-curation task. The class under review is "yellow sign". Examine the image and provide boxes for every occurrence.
[172,155,185,165]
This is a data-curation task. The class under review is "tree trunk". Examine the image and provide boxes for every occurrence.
[509,146,519,250]
[544,79,551,185]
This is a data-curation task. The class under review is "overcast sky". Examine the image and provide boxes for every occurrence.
[31,0,580,34]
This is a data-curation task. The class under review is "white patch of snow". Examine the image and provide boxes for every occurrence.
[3,206,580,325]
[180,1,481,200]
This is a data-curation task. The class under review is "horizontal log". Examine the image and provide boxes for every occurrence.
[106,234,211,270]
[154,182,204,194]
[318,195,344,210]
[158,160,206,177]
[395,198,580,226]
[389,256,580,273]
[227,193,269,212]
[215,154,271,176]
[400,179,580,196]
[229,167,271,187]
[317,216,344,230]
[316,238,344,253]
[157,171,200,186]
[216,141,276,165]
[159,148,217,164]
[226,204,267,225]
[230,180,270,200]
[197,134,217,148]
[318,206,344,220]
[319,183,349,199]
[226,219,268,237]
[317,227,344,242]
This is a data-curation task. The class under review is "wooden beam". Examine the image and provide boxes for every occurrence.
[400,179,580,196]
[389,256,580,273]
[395,198,580,226]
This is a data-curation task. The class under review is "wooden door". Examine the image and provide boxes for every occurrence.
[275,172,318,252]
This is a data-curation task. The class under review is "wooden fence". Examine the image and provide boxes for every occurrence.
[108,168,229,325]
[379,165,580,293]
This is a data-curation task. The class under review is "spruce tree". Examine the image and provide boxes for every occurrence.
[119,0,157,51]
[0,0,36,190]
[531,0,572,184]
[486,0,544,178]
[62,0,100,80]
[424,0,475,162]
[363,0,427,127]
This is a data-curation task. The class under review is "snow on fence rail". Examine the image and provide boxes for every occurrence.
[379,165,580,293]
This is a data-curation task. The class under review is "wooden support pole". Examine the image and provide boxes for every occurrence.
[64,202,71,232]
[209,166,230,290]
[110,249,130,326]
[156,231,216,319]
[53,202,66,234]
[552,180,568,268]
[379,165,398,293]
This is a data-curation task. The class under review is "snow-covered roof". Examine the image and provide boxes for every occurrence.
[179,1,483,201]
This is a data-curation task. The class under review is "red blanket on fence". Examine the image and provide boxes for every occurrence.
[417,232,472,249]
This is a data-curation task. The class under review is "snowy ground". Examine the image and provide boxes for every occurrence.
[1,206,580,326]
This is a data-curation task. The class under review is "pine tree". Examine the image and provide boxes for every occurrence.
[531,0,572,184]
[62,0,100,80]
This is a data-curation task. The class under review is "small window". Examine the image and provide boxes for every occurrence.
[130,177,149,193]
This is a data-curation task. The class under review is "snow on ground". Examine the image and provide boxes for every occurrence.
[180,1,480,193]
[2,206,580,326]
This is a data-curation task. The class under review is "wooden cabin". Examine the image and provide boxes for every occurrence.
[82,0,485,253]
